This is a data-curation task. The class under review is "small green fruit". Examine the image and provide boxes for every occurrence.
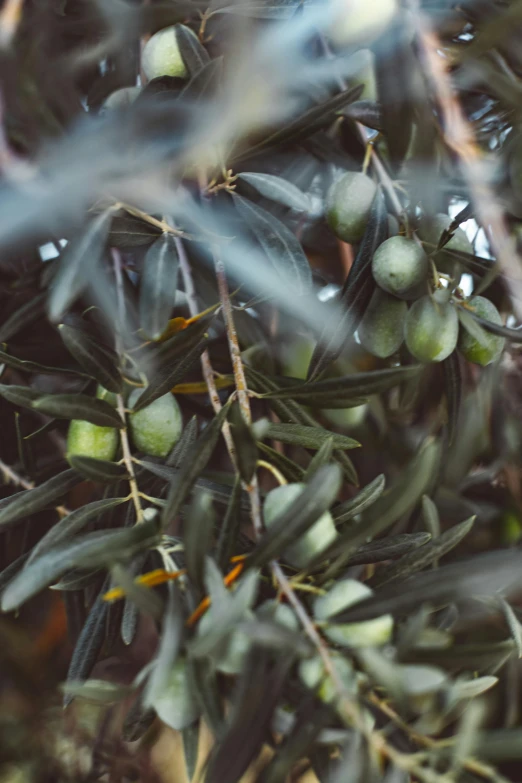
[325,172,377,244]
[458,296,505,366]
[313,579,393,647]
[418,213,472,278]
[263,483,337,569]
[67,385,118,464]
[128,389,182,458]
[404,290,459,363]
[141,25,189,81]
[358,288,407,358]
[102,86,141,111]
[372,236,428,300]
[152,657,201,730]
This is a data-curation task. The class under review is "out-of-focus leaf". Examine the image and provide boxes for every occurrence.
[184,491,215,597]
[0,293,46,342]
[246,464,341,570]
[33,393,123,428]
[110,563,163,620]
[232,193,311,294]
[61,679,132,704]
[370,516,475,588]
[167,414,198,466]
[471,313,522,342]
[64,587,108,706]
[442,351,462,447]
[27,496,129,565]
[216,475,242,570]
[132,337,208,411]
[265,365,421,406]
[180,56,223,101]
[0,383,43,410]
[176,23,210,76]
[332,474,386,525]
[0,553,29,593]
[0,469,81,529]
[500,598,522,658]
[422,495,440,540]
[238,172,309,212]
[48,210,112,321]
[228,402,258,484]
[109,211,162,247]
[256,421,359,451]
[139,234,179,341]
[187,656,225,738]
[58,323,122,393]
[205,649,292,783]
[335,532,432,568]
[344,100,382,131]
[182,722,200,783]
[307,189,387,381]
[162,402,230,526]
[457,307,490,348]
[2,518,160,611]
[406,641,515,673]
[144,582,183,706]
[304,437,334,481]
[67,455,129,484]
[122,699,156,742]
[0,348,85,378]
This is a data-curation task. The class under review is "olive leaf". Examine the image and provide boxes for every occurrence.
[33,393,124,428]
[257,442,305,484]
[176,23,210,76]
[457,307,490,348]
[332,474,386,525]
[228,401,258,484]
[0,348,86,378]
[0,469,82,529]
[64,586,109,707]
[184,491,215,597]
[109,212,162,248]
[442,351,462,446]
[255,421,359,451]
[471,313,522,342]
[238,172,310,212]
[180,56,223,101]
[58,323,122,393]
[304,437,334,481]
[0,383,43,410]
[67,455,130,484]
[232,193,312,294]
[182,722,200,783]
[139,233,179,341]
[0,292,46,342]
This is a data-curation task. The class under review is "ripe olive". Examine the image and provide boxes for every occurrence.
[152,657,201,730]
[417,213,472,278]
[404,289,459,363]
[128,389,182,458]
[263,483,337,569]
[358,288,407,358]
[325,171,377,244]
[66,385,118,464]
[313,579,393,647]
[458,296,505,366]
[141,25,189,81]
[372,236,428,300]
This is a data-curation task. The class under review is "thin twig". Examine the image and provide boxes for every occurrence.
[0,458,69,517]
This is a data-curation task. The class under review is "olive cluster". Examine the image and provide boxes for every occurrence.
[326,172,505,366]
[67,385,183,463]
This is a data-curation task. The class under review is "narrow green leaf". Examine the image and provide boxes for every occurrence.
[257,442,305,484]
[182,722,200,783]
[0,469,81,529]
[109,212,162,248]
[232,193,311,293]
[238,172,310,212]
[167,415,198,466]
[499,598,522,658]
[162,403,230,526]
[228,402,258,484]
[0,293,46,342]
[67,455,130,484]
[184,491,215,596]
[422,495,440,539]
[176,23,210,75]
[216,476,242,570]
[58,324,122,393]
[186,657,225,738]
[111,563,163,620]
[442,351,461,446]
[0,348,85,378]
[48,210,112,321]
[332,474,386,525]
[27,496,130,565]
[472,313,522,343]
[132,337,208,411]
[341,533,432,568]
[122,699,156,742]
[457,308,490,348]
[61,679,132,705]
[246,464,341,570]
[257,422,359,451]
[0,383,42,410]
[180,56,222,101]
[64,586,108,706]
[304,437,334,481]
[139,234,179,341]
[2,518,160,611]
[33,393,124,428]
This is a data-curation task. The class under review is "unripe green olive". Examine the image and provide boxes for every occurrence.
[372,236,429,300]
[66,385,118,464]
[417,213,472,278]
[141,25,189,81]
[358,288,407,358]
[153,657,201,730]
[128,388,183,458]
[263,483,337,569]
[102,86,141,111]
[325,172,377,244]
[404,290,459,363]
[313,579,393,647]
[458,296,505,366]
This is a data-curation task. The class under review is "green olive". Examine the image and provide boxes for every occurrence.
[128,388,183,458]
[325,172,377,244]
[404,290,459,363]
[141,25,189,81]
[66,385,118,464]
[417,213,472,278]
[358,288,407,358]
[152,657,201,730]
[263,483,337,569]
[372,236,428,300]
[313,579,393,647]
[458,296,505,366]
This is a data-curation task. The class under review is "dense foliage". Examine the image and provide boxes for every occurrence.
[2,1,522,781]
